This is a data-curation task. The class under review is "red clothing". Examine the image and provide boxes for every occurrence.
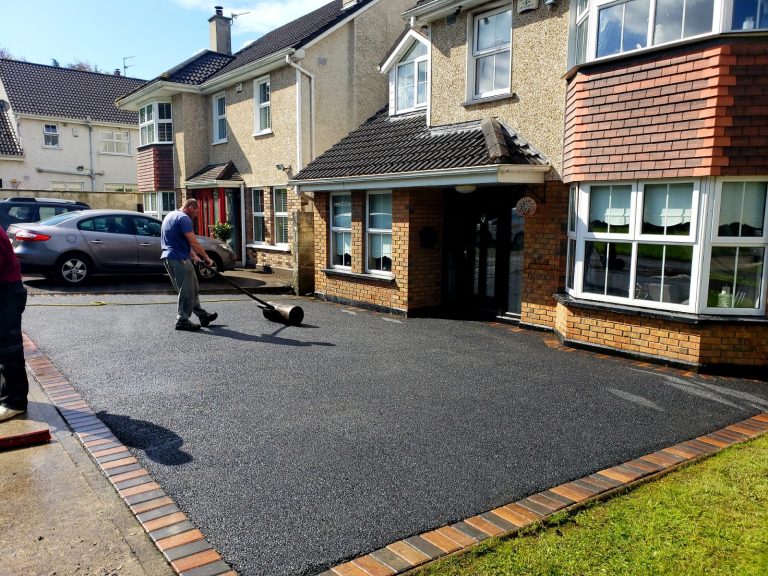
[0,226,21,284]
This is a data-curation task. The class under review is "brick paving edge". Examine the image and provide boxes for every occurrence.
[23,333,237,576]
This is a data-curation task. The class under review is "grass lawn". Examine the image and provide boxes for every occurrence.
[419,433,768,576]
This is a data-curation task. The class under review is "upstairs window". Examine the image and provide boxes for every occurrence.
[100,129,130,154]
[43,124,59,147]
[254,77,271,135]
[139,102,172,146]
[730,0,768,30]
[471,6,512,99]
[213,93,227,143]
[396,42,428,113]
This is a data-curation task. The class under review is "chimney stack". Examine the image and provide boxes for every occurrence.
[114,69,121,76]
[209,5,232,55]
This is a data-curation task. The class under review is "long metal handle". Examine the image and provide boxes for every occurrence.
[198,263,275,311]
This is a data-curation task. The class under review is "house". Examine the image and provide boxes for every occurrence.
[293,0,768,375]
[0,59,145,205]
[116,0,413,289]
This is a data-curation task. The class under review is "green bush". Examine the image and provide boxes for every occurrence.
[212,222,233,242]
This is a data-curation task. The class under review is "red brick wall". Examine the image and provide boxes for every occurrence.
[563,39,768,182]
[520,182,569,328]
[137,145,174,192]
[407,190,443,311]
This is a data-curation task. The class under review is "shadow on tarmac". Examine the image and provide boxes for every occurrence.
[204,324,335,348]
[97,411,192,466]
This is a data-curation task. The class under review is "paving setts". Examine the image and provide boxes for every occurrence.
[22,294,768,576]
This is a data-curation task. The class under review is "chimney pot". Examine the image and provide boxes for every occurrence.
[114,69,121,76]
[215,5,223,16]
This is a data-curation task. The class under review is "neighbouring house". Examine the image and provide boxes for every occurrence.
[0,59,145,203]
[116,0,412,290]
[293,0,768,376]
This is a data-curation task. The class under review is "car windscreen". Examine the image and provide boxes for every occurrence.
[38,212,82,226]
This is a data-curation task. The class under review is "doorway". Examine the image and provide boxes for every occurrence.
[444,188,524,318]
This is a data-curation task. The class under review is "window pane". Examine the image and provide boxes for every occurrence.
[684,0,715,36]
[254,216,264,242]
[275,216,288,244]
[568,187,578,233]
[217,97,225,116]
[252,189,264,212]
[401,42,427,62]
[333,231,351,266]
[576,19,589,63]
[567,238,577,290]
[368,193,392,230]
[274,189,287,213]
[730,0,767,30]
[158,103,171,120]
[623,0,650,51]
[218,118,227,139]
[368,233,392,272]
[147,124,155,143]
[332,195,351,228]
[598,0,649,57]
[260,82,270,103]
[260,106,271,130]
[707,246,764,308]
[635,244,692,304]
[577,0,589,14]
[161,192,175,212]
[719,182,767,237]
[642,183,693,235]
[583,241,631,297]
[589,185,631,233]
[476,55,495,95]
[477,10,511,51]
[653,0,684,44]
[146,106,154,121]
[597,3,624,57]
[494,51,510,92]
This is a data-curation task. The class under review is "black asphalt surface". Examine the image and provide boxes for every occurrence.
[22,294,768,576]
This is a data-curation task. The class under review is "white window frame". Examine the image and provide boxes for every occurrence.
[139,102,172,146]
[468,4,513,101]
[100,129,130,155]
[105,183,138,192]
[273,187,289,248]
[252,188,266,244]
[254,76,272,136]
[569,179,702,313]
[43,123,59,148]
[366,191,393,276]
[699,177,768,315]
[212,93,227,144]
[395,42,429,114]
[330,192,353,270]
[143,191,175,219]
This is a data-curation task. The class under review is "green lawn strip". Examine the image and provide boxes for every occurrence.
[418,434,768,576]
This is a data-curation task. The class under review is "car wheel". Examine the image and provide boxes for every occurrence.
[196,253,222,282]
[55,253,92,285]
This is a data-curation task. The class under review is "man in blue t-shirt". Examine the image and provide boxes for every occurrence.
[161,198,218,331]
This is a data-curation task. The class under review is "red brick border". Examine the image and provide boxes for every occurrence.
[23,334,237,576]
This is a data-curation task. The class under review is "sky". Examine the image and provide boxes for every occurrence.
[0,0,331,80]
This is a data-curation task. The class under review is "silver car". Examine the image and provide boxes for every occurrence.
[8,209,236,285]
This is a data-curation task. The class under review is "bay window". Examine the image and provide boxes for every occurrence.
[367,192,393,274]
[470,6,512,99]
[331,193,352,268]
[568,179,768,315]
[139,102,172,146]
[396,42,428,113]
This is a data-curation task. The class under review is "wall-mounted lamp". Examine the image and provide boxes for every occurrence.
[455,185,476,194]
[275,164,291,173]
[76,165,84,172]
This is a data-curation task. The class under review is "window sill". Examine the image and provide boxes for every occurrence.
[247,243,290,253]
[42,146,61,150]
[99,152,132,157]
[253,130,273,138]
[554,293,768,325]
[137,142,173,150]
[322,268,396,284]
[462,92,517,108]
[212,140,228,146]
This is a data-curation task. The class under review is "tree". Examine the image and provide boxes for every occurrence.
[0,46,12,60]
[51,59,60,67]
[68,59,100,73]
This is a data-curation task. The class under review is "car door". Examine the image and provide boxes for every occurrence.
[77,215,138,269]
[132,215,164,271]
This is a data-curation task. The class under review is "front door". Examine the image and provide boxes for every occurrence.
[444,189,524,318]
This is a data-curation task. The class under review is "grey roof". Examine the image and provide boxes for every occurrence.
[125,0,376,100]
[293,108,548,181]
[186,162,243,184]
[0,107,22,157]
[0,59,145,124]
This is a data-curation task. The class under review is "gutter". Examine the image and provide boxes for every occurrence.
[199,49,295,94]
[285,53,316,174]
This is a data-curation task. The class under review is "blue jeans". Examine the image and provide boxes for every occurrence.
[0,281,28,410]
[163,258,208,322]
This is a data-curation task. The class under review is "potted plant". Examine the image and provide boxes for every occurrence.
[212,222,233,243]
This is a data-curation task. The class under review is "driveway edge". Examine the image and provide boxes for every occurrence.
[320,411,768,576]
[22,334,238,576]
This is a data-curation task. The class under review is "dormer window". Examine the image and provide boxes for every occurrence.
[396,42,428,113]
[470,7,512,100]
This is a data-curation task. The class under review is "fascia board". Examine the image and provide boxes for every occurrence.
[116,81,200,110]
[14,113,140,129]
[380,29,431,74]
[290,164,549,191]
[403,0,490,24]
[0,155,24,161]
[185,180,243,189]
[199,49,293,93]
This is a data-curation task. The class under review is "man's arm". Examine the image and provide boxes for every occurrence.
[184,231,213,266]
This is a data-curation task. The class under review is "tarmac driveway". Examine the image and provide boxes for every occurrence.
[22,294,768,576]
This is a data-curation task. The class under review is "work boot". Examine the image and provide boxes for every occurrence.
[0,405,26,422]
[198,312,218,328]
[175,319,202,331]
